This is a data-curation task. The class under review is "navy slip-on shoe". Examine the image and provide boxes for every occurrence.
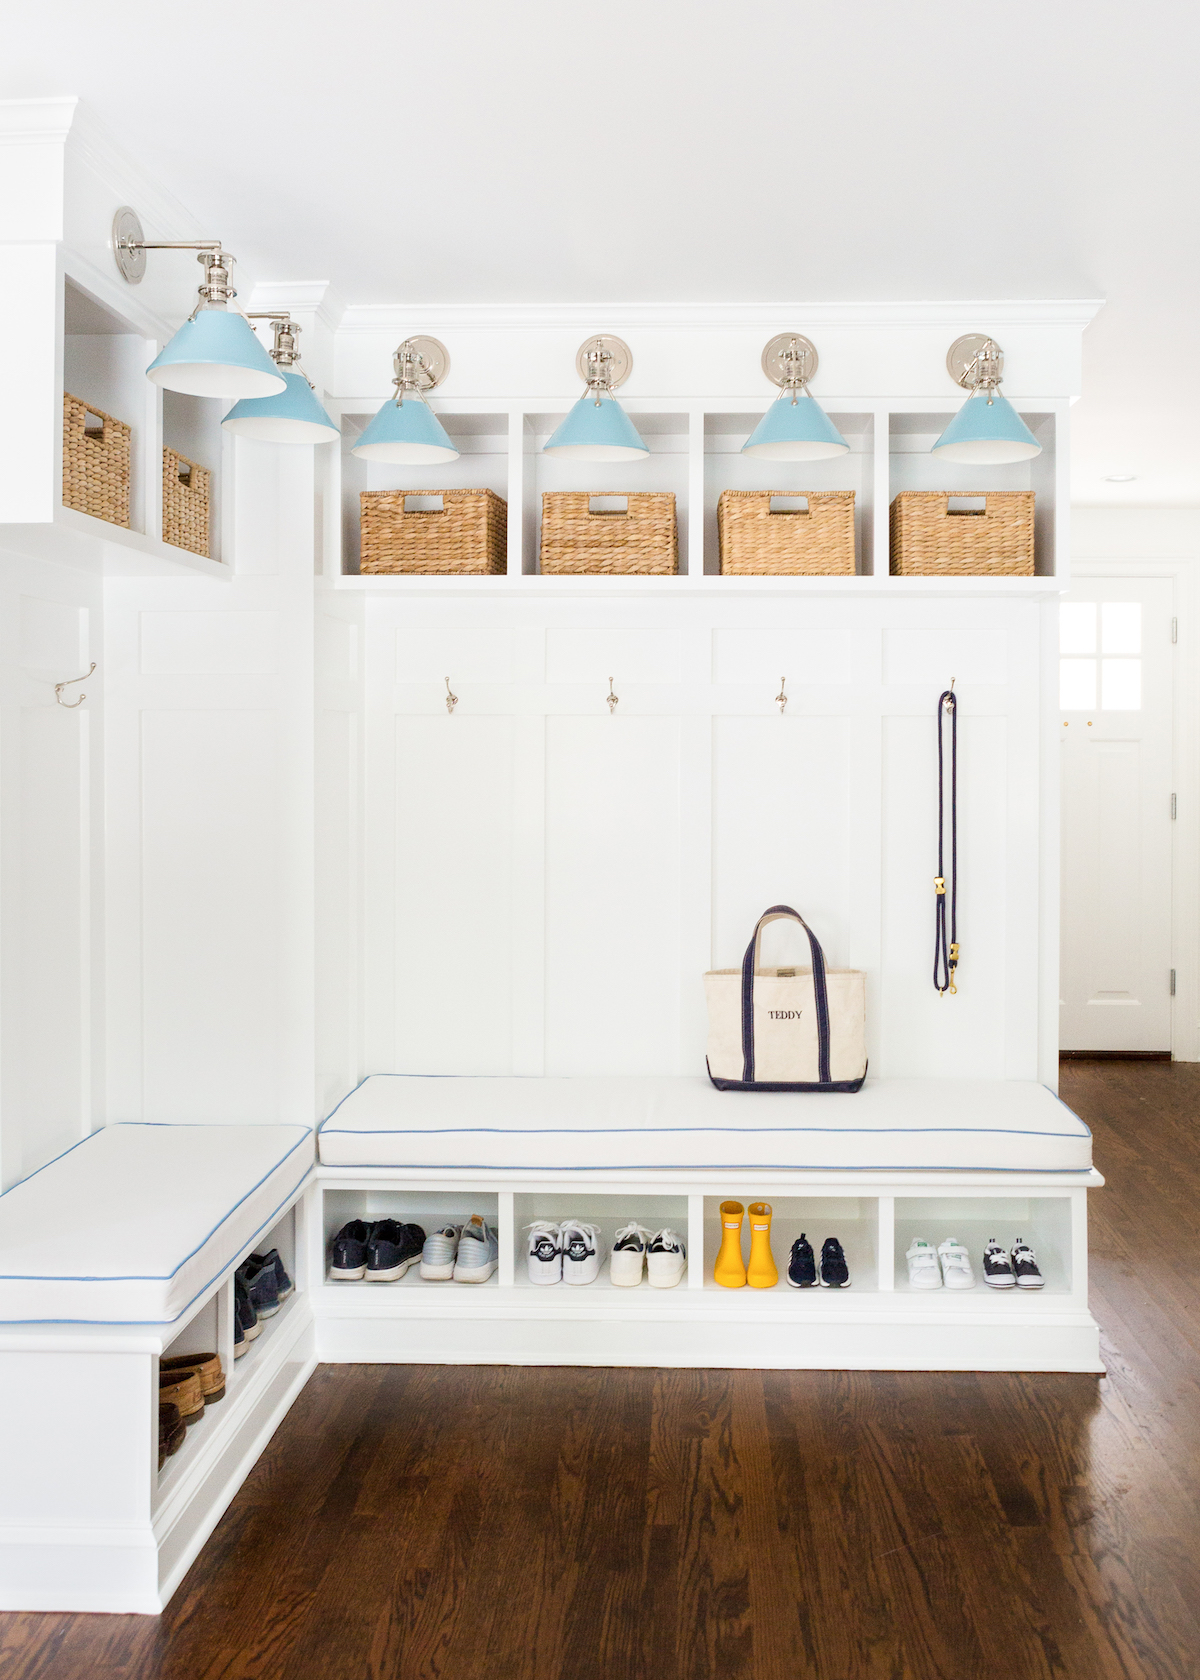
[366,1219,425,1282]
[237,1255,280,1318]
[330,1219,376,1280]
[250,1246,293,1302]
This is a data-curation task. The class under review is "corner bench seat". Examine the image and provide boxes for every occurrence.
[0,1122,314,1324]
[318,1075,1092,1175]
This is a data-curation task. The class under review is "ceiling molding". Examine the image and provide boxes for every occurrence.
[66,103,199,243]
[328,299,1105,334]
[0,95,79,144]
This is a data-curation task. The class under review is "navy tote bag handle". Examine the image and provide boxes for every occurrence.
[740,904,832,1084]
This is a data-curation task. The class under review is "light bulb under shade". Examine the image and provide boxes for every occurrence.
[350,394,459,464]
[146,309,286,400]
[222,370,340,445]
[741,393,850,461]
[542,395,650,461]
[931,389,1041,465]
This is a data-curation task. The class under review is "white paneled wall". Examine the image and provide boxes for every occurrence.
[104,442,317,1125]
[0,549,104,1188]
[344,594,1053,1090]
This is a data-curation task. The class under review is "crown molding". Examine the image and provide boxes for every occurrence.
[331,299,1105,334]
[0,96,79,145]
[66,103,198,242]
[244,281,347,334]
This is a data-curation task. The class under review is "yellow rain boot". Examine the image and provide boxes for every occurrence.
[746,1202,778,1288]
[714,1201,746,1288]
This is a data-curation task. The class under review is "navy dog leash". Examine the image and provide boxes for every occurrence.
[934,684,959,995]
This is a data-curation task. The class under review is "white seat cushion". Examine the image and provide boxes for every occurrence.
[318,1076,1092,1174]
[0,1123,314,1324]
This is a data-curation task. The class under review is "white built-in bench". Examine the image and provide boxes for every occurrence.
[0,1080,1104,1616]
[0,1122,315,1614]
[311,1074,1103,1380]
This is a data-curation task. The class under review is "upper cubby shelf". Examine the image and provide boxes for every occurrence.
[323,395,1070,593]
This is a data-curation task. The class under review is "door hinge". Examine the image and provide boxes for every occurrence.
[1172,793,1178,820]
[1171,968,1177,996]
[1172,616,1178,643]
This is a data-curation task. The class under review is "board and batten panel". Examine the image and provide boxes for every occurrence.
[139,709,282,1119]
[544,714,682,1074]
[392,715,515,1074]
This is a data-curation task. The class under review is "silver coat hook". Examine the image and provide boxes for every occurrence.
[606,677,619,715]
[775,676,788,713]
[444,677,458,714]
[55,662,96,709]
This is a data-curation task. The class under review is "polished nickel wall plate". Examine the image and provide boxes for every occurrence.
[575,334,633,391]
[947,333,1002,389]
[112,207,146,283]
[397,335,451,391]
[762,332,818,388]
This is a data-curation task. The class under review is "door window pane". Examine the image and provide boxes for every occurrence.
[1102,658,1141,710]
[1101,602,1141,654]
[1060,658,1097,709]
[1060,603,1097,654]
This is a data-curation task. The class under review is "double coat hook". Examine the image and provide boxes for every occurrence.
[775,677,788,713]
[444,677,458,714]
[55,662,96,709]
[606,677,619,714]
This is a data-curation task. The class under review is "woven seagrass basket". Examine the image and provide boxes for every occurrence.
[360,488,506,575]
[162,447,210,557]
[63,394,131,528]
[890,491,1035,576]
[718,489,855,575]
[540,491,677,575]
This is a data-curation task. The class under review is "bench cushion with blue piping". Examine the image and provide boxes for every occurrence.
[0,1123,314,1324]
[317,1076,1092,1174]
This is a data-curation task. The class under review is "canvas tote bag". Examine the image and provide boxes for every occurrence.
[705,904,867,1092]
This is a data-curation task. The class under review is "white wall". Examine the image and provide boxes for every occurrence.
[0,544,104,1188]
[349,594,1049,1085]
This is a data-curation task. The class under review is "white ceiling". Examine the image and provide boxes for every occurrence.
[6,0,1198,503]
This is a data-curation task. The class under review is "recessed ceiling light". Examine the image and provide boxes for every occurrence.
[1105,473,1136,482]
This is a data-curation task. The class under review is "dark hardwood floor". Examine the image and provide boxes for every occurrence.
[4,1061,1199,1680]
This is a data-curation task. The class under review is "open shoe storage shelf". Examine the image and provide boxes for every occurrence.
[331,397,1065,588]
[306,1173,1099,1373]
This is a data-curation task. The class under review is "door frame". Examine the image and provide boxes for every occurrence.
[1069,559,1200,1061]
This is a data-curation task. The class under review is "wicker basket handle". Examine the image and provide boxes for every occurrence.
[945,495,987,517]
[769,495,809,515]
[588,495,628,517]
[83,409,106,440]
[403,494,445,515]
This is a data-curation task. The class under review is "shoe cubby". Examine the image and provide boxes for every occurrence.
[892,1195,1075,1297]
[512,1192,690,1291]
[321,1188,500,1288]
[701,1195,881,1292]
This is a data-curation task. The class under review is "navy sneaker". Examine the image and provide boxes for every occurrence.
[787,1233,818,1288]
[237,1255,280,1318]
[234,1272,260,1346]
[819,1236,850,1288]
[329,1219,376,1281]
[250,1247,293,1302]
[366,1219,425,1281]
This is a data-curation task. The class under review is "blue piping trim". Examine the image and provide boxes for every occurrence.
[319,1159,1093,1174]
[1043,1083,1093,1138]
[0,1129,314,1282]
[317,1075,372,1131]
[0,1164,314,1325]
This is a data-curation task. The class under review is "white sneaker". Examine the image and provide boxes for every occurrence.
[647,1229,687,1288]
[526,1221,562,1285]
[420,1224,461,1280]
[453,1215,498,1282]
[609,1222,652,1287]
[937,1238,976,1290]
[906,1239,942,1289]
[560,1220,606,1286]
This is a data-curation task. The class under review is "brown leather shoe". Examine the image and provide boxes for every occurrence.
[160,1351,226,1405]
[158,1400,186,1465]
[158,1367,204,1422]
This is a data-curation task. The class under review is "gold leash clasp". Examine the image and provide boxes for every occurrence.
[934,876,946,895]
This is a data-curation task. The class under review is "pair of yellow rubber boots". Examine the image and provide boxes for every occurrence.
[714,1200,777,1288]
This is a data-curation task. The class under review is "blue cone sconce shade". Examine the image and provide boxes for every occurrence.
[146,309,286,400]
[931,388,1041,465]
[741,393,850,461]
[543,394,650,461]
[351,394,459,464]
[223,369,340,445]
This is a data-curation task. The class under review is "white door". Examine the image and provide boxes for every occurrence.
[1059,579,1174,1051]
